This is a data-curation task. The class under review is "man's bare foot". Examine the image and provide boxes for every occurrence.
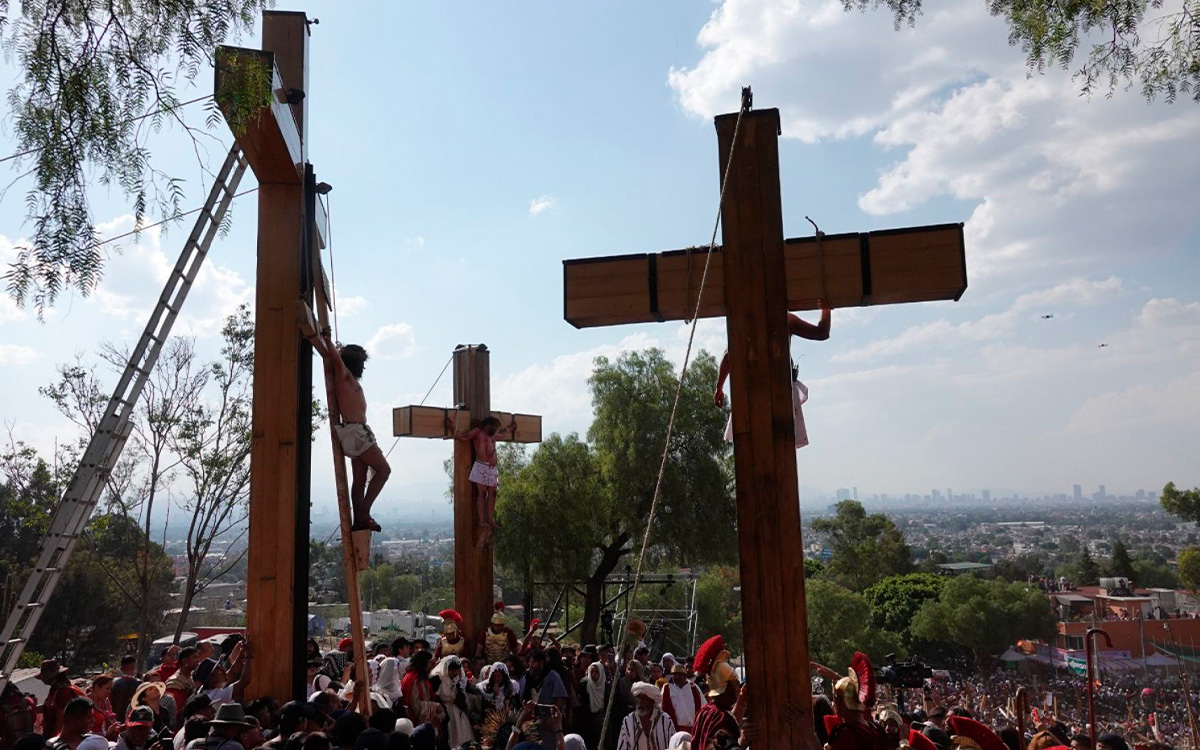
[351,516,382,532]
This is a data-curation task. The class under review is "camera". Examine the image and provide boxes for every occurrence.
[878,653,933,689]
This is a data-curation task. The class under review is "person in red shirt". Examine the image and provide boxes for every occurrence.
[661,665,705,735]
[36,661,81,738]
[85,676,114,737]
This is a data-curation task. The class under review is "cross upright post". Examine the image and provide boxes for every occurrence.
[393,346,542,649]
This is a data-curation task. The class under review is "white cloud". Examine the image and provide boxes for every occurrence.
[0,344,37,365]
[366,323,417,360]
[529,195,556,215]
[405,236,426,251]
[337,295,367,318]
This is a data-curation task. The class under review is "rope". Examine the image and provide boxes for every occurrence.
[597,93,750,750]
[0,95,213,166]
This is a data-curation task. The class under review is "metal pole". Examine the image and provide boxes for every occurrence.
[1086,627,1113,748]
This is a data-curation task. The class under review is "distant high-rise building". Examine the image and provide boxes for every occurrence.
[1073,484,1083,501]
[853,487,859,501]
[931,489,942,503]
[983,489,991,502]
[835,488,851,501]
[1136,489,1146,500]
[1099,484,1107,500]
[947,488,954,503]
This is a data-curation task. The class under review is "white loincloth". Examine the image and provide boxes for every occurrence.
[336,422,377,458]
[724,380,809,449]
[469,460,499,487]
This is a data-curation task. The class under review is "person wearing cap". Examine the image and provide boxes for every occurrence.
[435,610,467,661]
[186,704,252,750]
[172,696,214,750]
[37,660,81,738]
[688,636,742,750]
[662,665,705,736]
[477,603,519,665]
[112,707,156,750]
[825,653,887,750]
[195,642,253,711]
[616,682,676,750]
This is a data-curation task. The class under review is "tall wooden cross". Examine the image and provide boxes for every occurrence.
[561,100,967,749]
[212,11,374,707]
[392,345,542,650]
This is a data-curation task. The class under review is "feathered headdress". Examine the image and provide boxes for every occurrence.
[693,635,737,698]
[492,602,508,625]
[693,635,725,677]
[834,652,875,711]
[908,729,939,750]
[440,609,463,634]
[947,716,1008,750]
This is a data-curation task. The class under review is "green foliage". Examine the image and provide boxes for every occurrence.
[360,564,423,612]
[910,576,1057,663]
[1,0,269,312]
[1132,558,1178,589]
[214,49,274,137]
[806,579,904,671]
[1162,482,1200,523]
[695,566,743,654]
[846,0,1200,102]
[863,573,945,646]
[1077,547,1101,585]
[803,558,825,580]
[1178,547,1200,593]
[1108,539,1136,580]
[992,553,1050,583]
[811,500,912,591]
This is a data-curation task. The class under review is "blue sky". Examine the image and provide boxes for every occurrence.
[2,0,1198,514]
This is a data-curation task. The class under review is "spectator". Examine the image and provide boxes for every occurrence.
[86,676,114,737]
[127,683,169,737]
[113,707,156,750]
[616,683,675,750]
[173,697,214,750]
[187,704,253,750]
[48,698,94,750]
[110,659,140,724]
[37,661,81,738]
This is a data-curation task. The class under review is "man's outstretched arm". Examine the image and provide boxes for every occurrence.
[713,351,731,408]
[788,304,831,341]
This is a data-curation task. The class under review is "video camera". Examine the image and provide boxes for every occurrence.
[878,653,933,689]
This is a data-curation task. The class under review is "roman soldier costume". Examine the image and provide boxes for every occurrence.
[947,716,1008,750]
[824,652,888,750]
[435,609,467,659]
[690,635,740,750]
[481,602,519,663]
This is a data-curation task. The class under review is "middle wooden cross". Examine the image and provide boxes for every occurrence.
[393,345,542,650]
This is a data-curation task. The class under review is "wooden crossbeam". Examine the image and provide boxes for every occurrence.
[563,222,965,328]
[215,47,304,184]
[392,405,542,444]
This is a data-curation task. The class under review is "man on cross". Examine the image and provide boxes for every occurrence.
[447,412,517,541]
[313,331,391,532]
[713,303,831,448]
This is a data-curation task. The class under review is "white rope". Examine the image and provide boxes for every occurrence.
[597,93,751,750]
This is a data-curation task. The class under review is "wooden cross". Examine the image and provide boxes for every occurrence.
[212,11,370,709]
[392,345,542,652]
[561,101,967,749]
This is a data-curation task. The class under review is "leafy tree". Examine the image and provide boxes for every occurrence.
[992,554,1049,583]
[1077,547,1101,585]
[811,500,912,591]
[694,565,744,655]
[0,0,271,312]
[804,558,825,580]
[1162,482,1200,522]
[848,0,1200,102]
[1108,539,1136,580]
[1132,559,1179,589]
[170,306,255,642]
[864,573,945,647]
[495,349,734,645]
[1178,547,1200,594]
[806,579,904,671]
[910,576,1056,667]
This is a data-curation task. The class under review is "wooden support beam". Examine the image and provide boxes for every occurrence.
[392,405,542,444]
[214,47,303,184]
[718,108,814,750]
[562,223,966,328]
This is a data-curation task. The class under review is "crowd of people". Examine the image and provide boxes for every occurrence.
[2,610,1196,750]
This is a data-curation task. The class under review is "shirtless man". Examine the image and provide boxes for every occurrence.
[446,413,517,541]
[315,330,391,532]
[714,304,831,446]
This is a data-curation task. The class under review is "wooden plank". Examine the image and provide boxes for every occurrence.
[452,346,492,651]
[718,108,814,750]
[393,405,542,444]
[214,47,303,184]
[561,223,965,328]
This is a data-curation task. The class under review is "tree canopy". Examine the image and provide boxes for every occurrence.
[0,0,269,312]
[1109,539,1136,580]
[1178,546,1200,594]
[806,578,905,671]
[848,0,1200,102]
[910,576,1056,664]
[1162,482,1200,523]
[810,500,912,591]
[494,348,734,644]
[863,572,945,647]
